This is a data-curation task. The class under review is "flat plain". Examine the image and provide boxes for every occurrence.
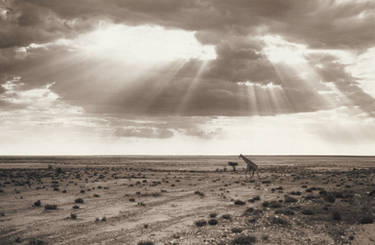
[0,156,375,245]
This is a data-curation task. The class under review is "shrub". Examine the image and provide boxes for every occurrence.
[253,195,260,201]
[290,191,301,196]
[248,195,261,203]
[209,213,217,218]
[332,211,341,221]
[262,201,270,207]
[70,213,77,219]
[301,209,314,215]
[195,219,207,227]
[137,241,154,245]
[194,191,205,197]
[222,214,232,220]
[284,195,298,203]
[231,227,243,233]
[28,239,47,245]
[269,201,282,209]
[281,209,295,216]
[72,205,79,209]
[44,204,57,210]
[234,200,246,206]
[319,190,327,195]
[271,217,289,226]
[247,218,257,223]
[231,235,256,245]
[33,200,41,207]
[360,216,374,224]
[208,219,218,225]
[323,193,336,203]
[75,198,84,204]
[332,191,344,198]
[243,207,254,216]
[228,162,238,171]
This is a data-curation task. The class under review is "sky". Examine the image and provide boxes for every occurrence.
[0,0,374,155]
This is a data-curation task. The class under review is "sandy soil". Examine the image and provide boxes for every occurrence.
[0,157,375,245]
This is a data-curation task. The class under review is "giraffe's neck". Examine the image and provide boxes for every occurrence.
[240,155,257,168]
[240,155,250,163]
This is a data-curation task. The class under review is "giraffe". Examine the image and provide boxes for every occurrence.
[239,154,260,178]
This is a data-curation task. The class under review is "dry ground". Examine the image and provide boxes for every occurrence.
[0,159,375,245]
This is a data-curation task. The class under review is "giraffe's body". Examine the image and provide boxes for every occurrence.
[239,154,260,178]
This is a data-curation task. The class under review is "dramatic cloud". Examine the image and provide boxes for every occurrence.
[3,0,373,49]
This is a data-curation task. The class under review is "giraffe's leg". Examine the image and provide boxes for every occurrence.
[257,169,260,178]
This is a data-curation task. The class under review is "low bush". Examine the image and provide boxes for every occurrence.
[195,219,207,227]
[234,200,246,206]
[28,239,47,245]
[222,214,232,220]
[44,204,57,210]
[33,200,41,207]
[209,213,217,218]
[231,235,256,245]
[74,198,84,204]
[360,216,374,224]
[231,227,243,233]
[137,241,154,245]
[208,219,218,225]
[284,195,298,203]
[301,209,314,215]
[332,211,341,221]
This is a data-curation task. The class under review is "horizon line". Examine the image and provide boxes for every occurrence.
[0,154,374,157]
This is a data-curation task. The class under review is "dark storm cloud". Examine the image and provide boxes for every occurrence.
[1,0,374,118]
[272,1,375,49]
[0,44,342,117]
[2,0,373,49]
[0,0,95,49]
[307,53,375,116]
[201,39,282,85]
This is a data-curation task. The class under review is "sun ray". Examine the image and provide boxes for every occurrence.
[138,60,187,113]
[247,83,259,115]
[176,60,209,115]
[260,35,364,114]
[238,82,250,115]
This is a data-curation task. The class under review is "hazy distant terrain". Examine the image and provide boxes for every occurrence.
[1,156,375,244]
[1,155,375,169]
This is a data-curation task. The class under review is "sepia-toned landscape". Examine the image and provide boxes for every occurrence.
[1,156,374,245]
[1,0,375,244]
